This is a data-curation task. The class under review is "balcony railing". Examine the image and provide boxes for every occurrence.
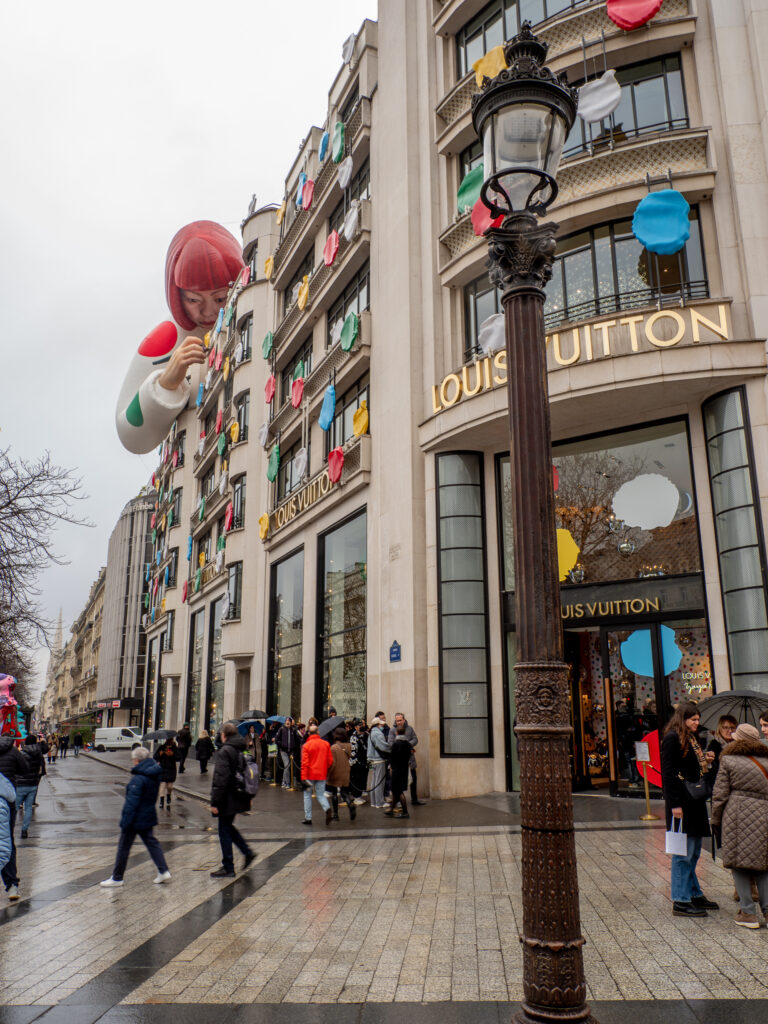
[543,281,709,332]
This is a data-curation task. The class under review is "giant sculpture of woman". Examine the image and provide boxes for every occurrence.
[116,221,244,454]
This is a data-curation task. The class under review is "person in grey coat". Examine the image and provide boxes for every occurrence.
[367,717,389,808]
[391,713,425,805]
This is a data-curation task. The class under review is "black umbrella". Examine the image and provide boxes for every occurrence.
[318,715,346,740]
[239,709,266,720]
[697,689,768,732]
[142,729,177,742]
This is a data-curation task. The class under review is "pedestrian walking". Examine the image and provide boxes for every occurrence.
[0,734,26,901]
[47,733,58,763]
[710,723,768,928]
[367,717,390,808]
[327,727,356,821]
[154,738,177,810]
[300,724,333,826]
[385,725,412,818]
[176,723,192,773]
[209,721,255,878]
[660,701,719,918]
[100,746,171,887]
[349,719,369,804]
[245,724,263,777]
[72,732,83,757]
[391,712,425,805]
[195,730,215,774]
[276,716,299,789]
[0,773,14,878]
[16,735,48,838]
[58,734,69,759]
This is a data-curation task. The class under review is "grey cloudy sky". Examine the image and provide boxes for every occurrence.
[0,0,377,696]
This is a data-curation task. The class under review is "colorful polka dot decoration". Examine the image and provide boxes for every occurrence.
[606,0,663,32]
[138,321,177,359]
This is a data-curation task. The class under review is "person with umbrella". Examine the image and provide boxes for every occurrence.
[300,724,333,826]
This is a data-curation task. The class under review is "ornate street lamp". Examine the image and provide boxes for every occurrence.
[472,24,597,1024]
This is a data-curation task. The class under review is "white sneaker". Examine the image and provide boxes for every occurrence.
[353,798,366,806]
[153,871,172,884]
[100,878,124,888]
[6,885,19,901]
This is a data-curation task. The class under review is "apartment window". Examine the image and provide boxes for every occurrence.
[240,315,252,361]
[163,610,175,651]
[171,487,182,526]
[317,510,367,719]
[456,1,581,78]
[236,392,249,441]
[268,548,304,720]
[459,140,483,180]
[703,389,768,689]
[464,276,503,361]
[201,466,216,502]
[175,432,185,466]
[325,373,369,456]
[564,55,688,158]
[227,562,243,619]
[197,531,212,567]
[277,439,310,501]
[327,262,370,347]
[216,514,226,542]
[247,243,258,281]
[329,158,371,234]
[232,475,246,529]
[168,548,178,587]
[338,83,359,125]
[436,453,491,755]
[284,251,314,315]
[281,339,313,406]
[224,370,234,409]
[203,407,216,439]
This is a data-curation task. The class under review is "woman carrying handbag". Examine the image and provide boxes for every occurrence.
[661,702,718,918]
[710,722,768,928]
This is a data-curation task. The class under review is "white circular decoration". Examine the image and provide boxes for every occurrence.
[258,422,269,448]
[294,446,308,480]
[219,472,228,496]
[234,341,243,364]
[612,473,680,531]
[337,155,354,190]
[577,69,622,124]
[478,313,505,355]
[342,32,356,64]
[342,199,360,241]
[215,550,225,573]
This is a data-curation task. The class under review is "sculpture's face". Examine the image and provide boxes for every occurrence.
[180,287,229,328]
[0,674,16,703]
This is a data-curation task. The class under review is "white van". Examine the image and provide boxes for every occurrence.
[94,727,143,752]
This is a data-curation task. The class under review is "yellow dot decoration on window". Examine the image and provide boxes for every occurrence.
[161,598,166,613]
[265,256,274,280]
[258,512,270,541]
[276,201,286,226]
[352,399,368,437]
[223,356,230,381]
[297,274,310,311]
[198,551,206,568]
[556,528,581,581]
[230,421,240,444]
[471,45,507,88]
[203,331,211,349]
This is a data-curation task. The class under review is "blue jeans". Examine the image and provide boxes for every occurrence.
[15,786,36,832]
[670,835,704,902]
[303,780,329,820]
[217,814,252,873]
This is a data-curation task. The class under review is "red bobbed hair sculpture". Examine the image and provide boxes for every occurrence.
[165,221,244,330]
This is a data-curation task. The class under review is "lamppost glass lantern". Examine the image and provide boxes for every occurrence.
[472,24,577,218]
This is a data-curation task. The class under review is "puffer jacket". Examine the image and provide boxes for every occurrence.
[120,758,162,831]
[210,734,251,816]
[301,733,333,781]
[0,736,28,787]
[711,737,768,871]
[16,741,48,787]
[0,773,15,872]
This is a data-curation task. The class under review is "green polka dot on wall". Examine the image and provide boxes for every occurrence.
[126,392,144,428]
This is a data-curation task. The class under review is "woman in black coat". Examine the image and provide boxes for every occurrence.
[195,731,215,774]
[706,715,737,784]
[154,739,177,809]
[660,701,717,918]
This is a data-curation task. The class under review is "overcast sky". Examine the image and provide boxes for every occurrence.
[0,0,378,697]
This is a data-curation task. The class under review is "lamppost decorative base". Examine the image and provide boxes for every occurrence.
[514,1001,599,1024]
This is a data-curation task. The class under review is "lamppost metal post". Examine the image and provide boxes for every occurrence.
[472,25,598,1024]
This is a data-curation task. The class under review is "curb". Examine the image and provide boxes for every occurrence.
[81,751,210,805]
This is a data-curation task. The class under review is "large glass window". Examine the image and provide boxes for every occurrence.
[280,339,313,406]
[269,549,304,720]
[325,373,369,456]
[329,158,371,234]
[227,562,243,620]
[703,389,768,690]
[207,597,225,736]
[499,420,701,590]
[456,1,579,78]
[563,55,688,158]
[437,453,492,756]
[318,511,367,718]
[186,610,205,740]
[277,439,310,501]
[327,263,370,347]
[144,636,158,731]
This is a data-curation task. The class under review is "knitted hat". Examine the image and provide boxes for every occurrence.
[734,723,761,742]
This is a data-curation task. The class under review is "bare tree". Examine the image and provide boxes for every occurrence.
[0,447,91,700]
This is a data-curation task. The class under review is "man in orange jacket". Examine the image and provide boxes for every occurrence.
[301,724,333,826]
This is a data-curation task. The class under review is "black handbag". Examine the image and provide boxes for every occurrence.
[683,775,710,801]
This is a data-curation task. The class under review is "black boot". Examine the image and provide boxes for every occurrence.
[673,901,707,917]
[159,796,164,809]
[692,895,719,910]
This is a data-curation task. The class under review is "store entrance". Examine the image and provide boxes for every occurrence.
[564,618,713,795]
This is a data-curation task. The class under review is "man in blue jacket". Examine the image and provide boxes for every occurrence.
[100,746,171,887]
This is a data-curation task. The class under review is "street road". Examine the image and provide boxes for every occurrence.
[1,755,767,1023]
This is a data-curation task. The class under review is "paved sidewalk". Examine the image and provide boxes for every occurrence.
[2,755,768,1023]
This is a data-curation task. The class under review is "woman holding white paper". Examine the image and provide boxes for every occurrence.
[661,702,717,918]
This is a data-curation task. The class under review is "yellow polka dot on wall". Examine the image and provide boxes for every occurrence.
[557,528,580,581]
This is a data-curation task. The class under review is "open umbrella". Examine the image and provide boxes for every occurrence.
[142,729,177,742]
[239,710,266,721]
[266,715,286,724]
[318,715,346,740]
[237,720,265,737]
[697,689,768,732]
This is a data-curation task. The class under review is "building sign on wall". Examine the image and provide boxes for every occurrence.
[432,302,731,415]
[270,469,337,535]
[561,595,661,620]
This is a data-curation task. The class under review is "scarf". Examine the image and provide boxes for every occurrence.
[690,734,709,776]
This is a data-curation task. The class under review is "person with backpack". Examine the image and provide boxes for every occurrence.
[209,721,256,878]
[154,738,178,810]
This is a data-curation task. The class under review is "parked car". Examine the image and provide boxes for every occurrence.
[94,727,142,752]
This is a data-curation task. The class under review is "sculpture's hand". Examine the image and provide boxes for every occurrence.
[158,336,205,391]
